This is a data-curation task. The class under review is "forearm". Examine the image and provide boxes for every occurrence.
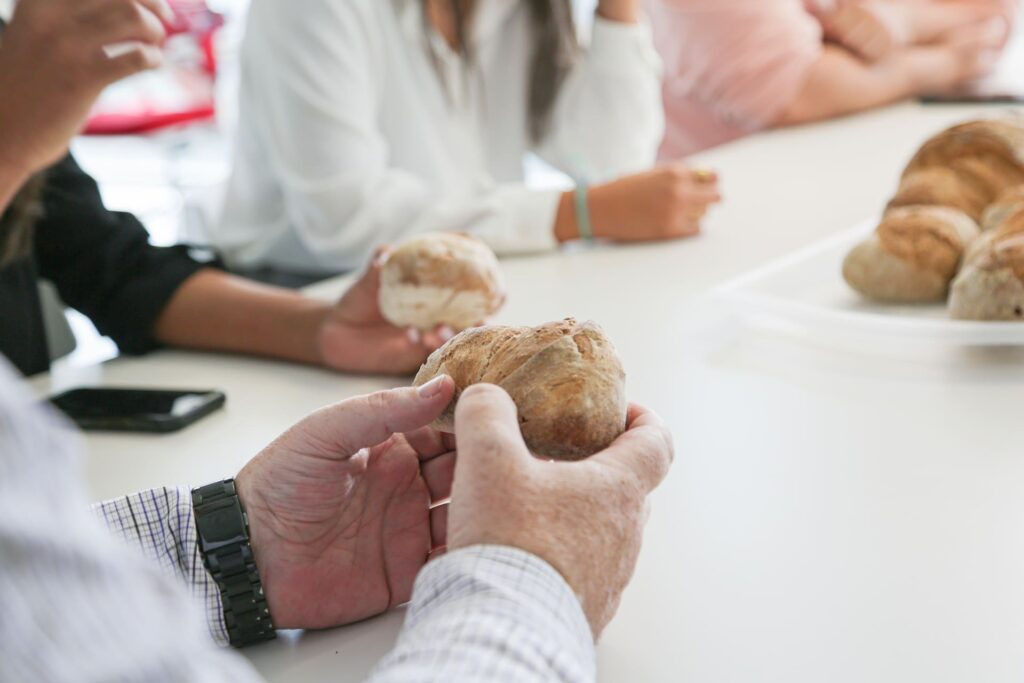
[370,546,595,682]
[776,46,920,126]
[154,269,331,365]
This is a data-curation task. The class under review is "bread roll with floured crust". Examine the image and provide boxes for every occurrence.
[843,206,980,302]
[966,203,1024,264]
[379,233,506,330]
[950,234,1024,320]
[891,120,1024,222]
[888,167,991,222]
[981,186,1024,232]
[413,318,627,461]
[903,119,1024,178]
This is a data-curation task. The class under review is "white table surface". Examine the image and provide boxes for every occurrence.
[29,102,1024,683]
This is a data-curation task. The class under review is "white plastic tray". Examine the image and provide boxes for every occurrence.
[715,221,1024,347]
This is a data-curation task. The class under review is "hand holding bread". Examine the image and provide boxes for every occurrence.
[379,233,506,332]
[413,318,627,460]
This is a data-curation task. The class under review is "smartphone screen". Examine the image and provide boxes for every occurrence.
[50,388,226,433]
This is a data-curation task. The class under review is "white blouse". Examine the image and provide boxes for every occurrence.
[214,0,664,274]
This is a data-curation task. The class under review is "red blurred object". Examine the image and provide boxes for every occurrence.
[83,0,225,135]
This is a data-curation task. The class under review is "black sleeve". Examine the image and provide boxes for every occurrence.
[33,154,212,355]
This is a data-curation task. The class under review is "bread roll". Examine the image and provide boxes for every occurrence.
[888,166,991,222]
[981,186,1024,232]
[950,234,1024,320]
[903,119,1024,180]
[843,206,980,302]
[892,119,1024,222]
[379,233,506,331]
[413,318,627,460]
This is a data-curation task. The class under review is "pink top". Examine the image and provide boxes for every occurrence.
[647,0,831,159]
[648,0,1020,159]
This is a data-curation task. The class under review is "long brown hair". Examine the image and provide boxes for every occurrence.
[429,0,579,142]
[0,172,45,269]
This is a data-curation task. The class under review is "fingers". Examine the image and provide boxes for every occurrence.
[403,426,452,461]
[134,0,175,25]
[453,384,531,479]
[420,325,456,351]
[587,404,674,494]
[351,251,385,299]
[85,0,168,48]
[373,245,392,267]
[305,377,455,456]
[430,503,449,549]
[685,181,723,206]
[421,451,456,502]
[320,323,435,375]
[102,43,163,81]
[690,168,717,185]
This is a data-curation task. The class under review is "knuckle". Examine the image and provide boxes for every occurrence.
[366,389,393,416]
[460,383,504,404]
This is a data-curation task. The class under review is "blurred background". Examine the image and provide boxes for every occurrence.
[65,0,1024,363]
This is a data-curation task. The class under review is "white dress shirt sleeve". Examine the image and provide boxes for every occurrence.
[370,546,596,683]
[536,16,665,182]
[93,486,230,646]
[0,363,258,682]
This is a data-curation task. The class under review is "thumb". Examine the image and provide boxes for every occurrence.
[453,384,531,480]
[297,376,455,456]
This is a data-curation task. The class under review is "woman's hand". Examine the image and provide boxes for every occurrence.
[318,250,454,375]
[597,0,640,23]
[557,165,722,243]
[823,0,1009,63]
[0,0,172,178]
[902,17,1008,94]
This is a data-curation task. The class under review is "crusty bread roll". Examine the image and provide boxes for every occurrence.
[843,206,980,302]
[891,120,1024,223]
[413,318,627,460]
[981,186,1024,232]
[888,166,990,222]
[379,233,506,331]
[903,120,1024,177]
[950,234,1024,320]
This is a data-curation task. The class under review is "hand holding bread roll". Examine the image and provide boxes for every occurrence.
[379,233,506,331]
[843,206,980,302]
[413,318,627,460]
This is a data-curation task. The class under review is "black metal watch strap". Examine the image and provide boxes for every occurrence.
[192,479,276,648]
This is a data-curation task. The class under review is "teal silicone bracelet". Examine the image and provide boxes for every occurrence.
[575,182,593,242]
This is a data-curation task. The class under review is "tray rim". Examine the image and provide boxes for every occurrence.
[713,221,1024,346]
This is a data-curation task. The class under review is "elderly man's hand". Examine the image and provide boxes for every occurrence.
[447,384,675,638]
[0,0,172,178]
[235,377,457,629]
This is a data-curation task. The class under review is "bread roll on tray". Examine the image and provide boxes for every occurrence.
[950,234,1024,321]
[843,206,980,303]
[888,120,1024,223]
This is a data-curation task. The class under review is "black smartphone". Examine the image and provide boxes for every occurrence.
[49,387,226,433]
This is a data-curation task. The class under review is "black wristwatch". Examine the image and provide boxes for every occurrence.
[192,479,277,648]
